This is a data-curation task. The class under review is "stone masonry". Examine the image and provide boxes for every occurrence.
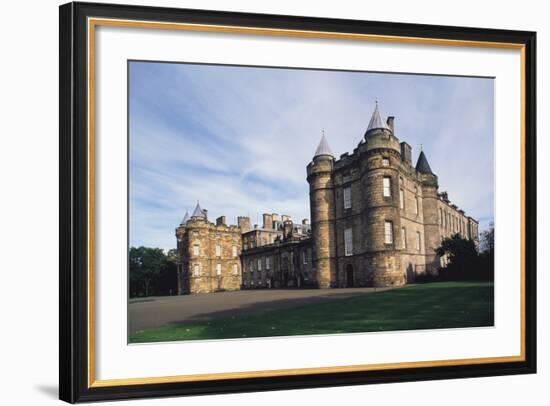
[175,103,479,293]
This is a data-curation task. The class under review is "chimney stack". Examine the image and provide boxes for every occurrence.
[283,220,293,240]
[216,216,226,226]
[400,142,412,166]
[202,209,208,221]
[263,213,273,230]
[281,214,290,222]
[237,216,251,232]
[387,116,395,133]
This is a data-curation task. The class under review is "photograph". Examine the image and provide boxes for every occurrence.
[127,61,495,344]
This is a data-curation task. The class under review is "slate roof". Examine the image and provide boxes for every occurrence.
[191,202,206,218]
[366,102,391,133]
[313,133,334,158]
[180,210,189,225]
[415,150,435,175]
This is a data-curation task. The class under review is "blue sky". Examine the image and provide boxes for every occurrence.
[129,61,494,251]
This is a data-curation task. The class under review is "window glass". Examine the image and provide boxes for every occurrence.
[383,177,391,197]
[384,221,393,244]
[344,228,353,256]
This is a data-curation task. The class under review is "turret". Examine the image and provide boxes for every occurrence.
[361,102,404,286]
[180,210,190,226]
[307,132,337,288]
[190,201,207,221]
[364,101,401,154]
[415,149,440,274]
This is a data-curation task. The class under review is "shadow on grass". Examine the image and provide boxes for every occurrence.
[130,281,494,343]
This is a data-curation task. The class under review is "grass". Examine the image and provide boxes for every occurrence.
[129,281,494,343]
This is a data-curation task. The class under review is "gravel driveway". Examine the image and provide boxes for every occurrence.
[129,287,395,333]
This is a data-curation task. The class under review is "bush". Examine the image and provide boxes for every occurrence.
[430,233,494,282]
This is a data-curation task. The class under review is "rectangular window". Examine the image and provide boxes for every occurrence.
[416,231,421,251]
[232,264,238,275]
[257,258,262,271]
[384,221,393,244]
[215,245,221,257]
[401,227,407,248]
[383,177,391,197]
[302,251,307,264]
[399,189,404,209]
[414,196,419,214]
[266,257,271,270]
[193,264,200,277]
[344,228,353,256]
[440,208,443,225]
[343,186,352,209]
[216,263,221,275]
[382,157,390,166]
[232,245,237,257]
[193,245,199,256]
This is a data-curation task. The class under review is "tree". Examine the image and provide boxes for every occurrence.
[436,234,480,280]
[129,246,165,297]
[157,249,178,296]
[479,223,494,254]
[478,223,495,281]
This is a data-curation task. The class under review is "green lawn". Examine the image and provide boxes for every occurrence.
[129,281,494,343]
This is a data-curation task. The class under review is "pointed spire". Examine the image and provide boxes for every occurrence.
[366,100,391,134]
[191,201,206,219]
[415,150,435,175]
[180,210,189,225]
[313,131,334,158]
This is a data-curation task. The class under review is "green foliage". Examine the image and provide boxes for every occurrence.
[129,246,178,297]
[433,225,494,281]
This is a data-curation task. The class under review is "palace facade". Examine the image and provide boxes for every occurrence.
[175,103,479,294]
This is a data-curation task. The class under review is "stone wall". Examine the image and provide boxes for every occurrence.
[241,239,314,288]
[176,218,242,294]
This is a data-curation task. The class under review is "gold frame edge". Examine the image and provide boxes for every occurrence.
[86,17,527,388]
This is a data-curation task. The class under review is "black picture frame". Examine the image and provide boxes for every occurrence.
[59,1,537,403]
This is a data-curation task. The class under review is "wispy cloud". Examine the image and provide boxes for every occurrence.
[129,62,494,251]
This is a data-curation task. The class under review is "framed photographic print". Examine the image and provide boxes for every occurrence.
[59,1,537,403]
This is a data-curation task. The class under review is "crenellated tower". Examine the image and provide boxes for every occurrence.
[307,134,337,288]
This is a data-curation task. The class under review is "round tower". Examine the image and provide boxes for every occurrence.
[307,133,337,288]
[175,210,189,294]
[361,102,404,286]
[415,150,440,275]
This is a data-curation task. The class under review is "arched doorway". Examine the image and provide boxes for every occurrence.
[346,264,354,288]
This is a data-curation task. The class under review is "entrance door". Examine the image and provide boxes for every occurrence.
[346,264,354,288]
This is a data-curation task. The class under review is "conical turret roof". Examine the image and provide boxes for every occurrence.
[415,150,435,175]
[191,202,206,219]
[313,133,334,158]
[366,101,391,133]
[180,210,189,225]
